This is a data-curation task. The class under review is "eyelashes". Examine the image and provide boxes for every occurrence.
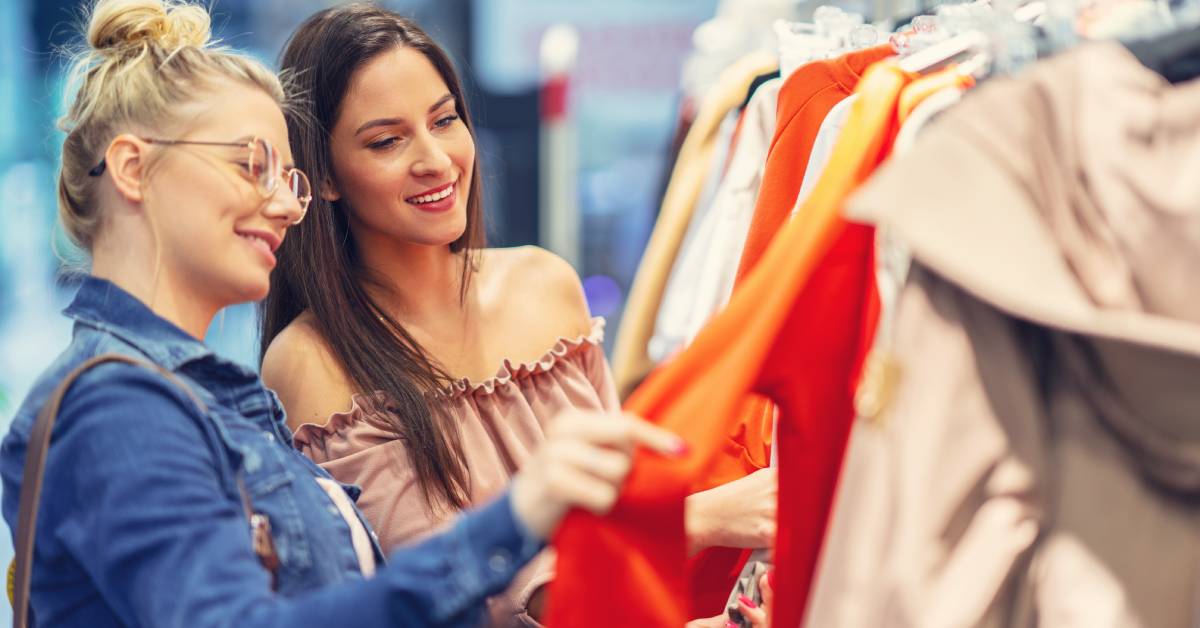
[366,115,461,152]
[367,137,399,150]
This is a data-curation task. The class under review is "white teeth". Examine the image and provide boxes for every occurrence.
[409,184,454,204]
[239,234,270,250]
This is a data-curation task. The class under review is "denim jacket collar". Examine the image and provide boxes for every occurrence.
[63,275,215,371]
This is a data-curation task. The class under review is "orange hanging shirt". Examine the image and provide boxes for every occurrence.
[548,62,915,628]
[685,43,897,617]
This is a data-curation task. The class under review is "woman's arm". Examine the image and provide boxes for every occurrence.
[685,467,778,555]
[48,366,683,628]
[48,366,533,627]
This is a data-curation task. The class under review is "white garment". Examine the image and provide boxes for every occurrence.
[314,478,377,578]
[648,78,782,362]
[878,86,966,341]
[793,94,857,214]
[689,109,742,235]
[893,86,964,156]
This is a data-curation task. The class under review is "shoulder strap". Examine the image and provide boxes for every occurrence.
[12,353,208,628]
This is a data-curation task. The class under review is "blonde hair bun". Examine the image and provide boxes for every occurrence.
[87,0,211,55]
[57,0,285,253]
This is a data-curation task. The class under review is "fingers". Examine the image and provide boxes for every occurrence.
[546,463,620,515]
[554,439,633,485]
[684,614,730,628]
[737,595,768,628]
[760,571,774,610]
[552,411,687,457]
[623,414,689,456]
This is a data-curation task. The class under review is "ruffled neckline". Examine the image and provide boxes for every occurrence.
[429,317,605,400]
[292,318,605,446]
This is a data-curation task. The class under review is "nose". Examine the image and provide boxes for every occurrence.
[262,175,306,226]
[410,131,452,178]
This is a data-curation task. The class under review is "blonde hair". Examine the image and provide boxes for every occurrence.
[58,0,287,252]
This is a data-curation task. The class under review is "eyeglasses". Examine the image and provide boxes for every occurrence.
[88,136,313,223]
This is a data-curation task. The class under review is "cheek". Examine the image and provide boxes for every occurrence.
[338,156,405,214]
[454,134,476,180]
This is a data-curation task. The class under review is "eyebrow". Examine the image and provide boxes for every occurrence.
[353,93,457,136]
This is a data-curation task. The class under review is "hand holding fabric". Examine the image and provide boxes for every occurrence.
[685,467,778,553]
[510,411,687,539]
[684,570,774,628]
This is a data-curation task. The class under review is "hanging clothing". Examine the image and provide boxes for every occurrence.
[648,78,782,614]
[547,60,916,628]
[892,84,965,156]
[675,47,900,615]
[672,45,899,615]
[611,51,778,400]
[684,110,743,252]
[794,94,857,212]
[649,78,782,364]
[294,319,616,627]
[687,55,897,613]
[652,96,699,214]
[732,43,894,283]
[809,42,1200,628]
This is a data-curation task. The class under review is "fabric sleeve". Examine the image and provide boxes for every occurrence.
[49,365,542,628]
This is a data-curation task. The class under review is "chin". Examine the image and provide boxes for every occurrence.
[407,222,468,248]
[228,273,271,305]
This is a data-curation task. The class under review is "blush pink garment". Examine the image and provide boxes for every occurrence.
[293,318,617,627]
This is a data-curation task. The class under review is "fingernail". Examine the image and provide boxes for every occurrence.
[725,622,738,628]
[674,439,690,455]
[738,594,757,609]
[768,569,776,589]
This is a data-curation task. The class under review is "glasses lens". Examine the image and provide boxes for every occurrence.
[287,169,312,209]
[253,138,278,196]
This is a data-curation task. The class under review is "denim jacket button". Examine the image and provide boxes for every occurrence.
[488,548,512,574]
[263,432,275,443]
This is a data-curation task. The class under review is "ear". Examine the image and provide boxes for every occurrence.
[319,176,341,202]
[105,134,150,204]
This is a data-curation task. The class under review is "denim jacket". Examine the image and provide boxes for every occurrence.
[1,277,543,627]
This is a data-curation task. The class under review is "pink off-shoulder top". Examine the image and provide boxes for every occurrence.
[292,318,617,627]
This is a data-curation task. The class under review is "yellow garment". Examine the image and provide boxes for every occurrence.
[897,65,975,120]
[612,50,778,399]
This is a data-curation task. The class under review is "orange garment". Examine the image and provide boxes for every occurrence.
[684,44,897,615]
[698,44,896,494]
[547,62,915,628]
[733,44,894,282]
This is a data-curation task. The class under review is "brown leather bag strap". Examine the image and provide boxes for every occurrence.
[12,353,208,628]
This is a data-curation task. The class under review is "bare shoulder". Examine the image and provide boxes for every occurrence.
[260,313,356,433]
[480,246,593,339]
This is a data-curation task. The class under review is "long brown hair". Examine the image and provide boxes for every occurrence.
[261,3,485,510]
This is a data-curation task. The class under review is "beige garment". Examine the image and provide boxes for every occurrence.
[293,318,618,627]
[808,42,1200,628]
[611,50,778,399]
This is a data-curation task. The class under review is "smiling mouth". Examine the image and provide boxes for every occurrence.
[405,181,455,205]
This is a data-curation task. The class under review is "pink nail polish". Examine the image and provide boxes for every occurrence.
[738,594,757,609]
[725,621,738,628]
